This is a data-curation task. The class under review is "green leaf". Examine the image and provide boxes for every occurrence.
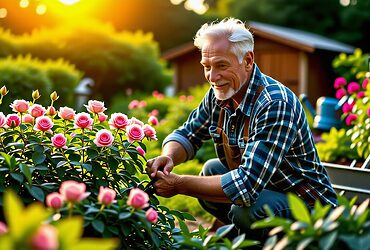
[71,238,119,250]
[56,160,69,168]
[10,173,24,183]
[4,190,24,239]
[19,163,32,184]
[215,224,234,238]
[319,231,338,250]
[32,152,46,165]
[87,148,99,159]
[0,152,16,171]
[82,163,92,172]
[118,212,131,220]
[288,193,311,224]
[92,219,105,234]
[232,234,245,249]
[26,185,45,202]
[56,217,84,248]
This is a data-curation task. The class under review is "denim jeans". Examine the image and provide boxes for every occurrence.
[199,158,293,241]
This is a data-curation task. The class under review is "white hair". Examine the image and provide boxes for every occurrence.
[193,17,254,63]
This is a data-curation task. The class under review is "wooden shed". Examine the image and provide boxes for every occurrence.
[162,21,355,103]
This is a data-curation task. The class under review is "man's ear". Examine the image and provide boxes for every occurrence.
[244,51,254,71]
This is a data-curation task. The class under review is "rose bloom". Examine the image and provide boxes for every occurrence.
[10,99,29,113]
[46,106,57,116]
[145,208,158,224]
[136,146,145,156]
[51,133,67,149]
[6,114,21,128]
[0,221,8,235]
[127,188,149,209]
[98,113,108,122]
[34,116,54,133]
[128,100,140,110]
[148,115,159,126]
[29,104,46,118]
[126,124,145,143]
[357,91,365,99]
[109,113,129,129]
[335,88,346,100]
[30,224,59,250]
[143,124,158,141]
[46,192,64,209]
[129,117,144,127]
[149,109,159,117]
[59,180,90,203]
[22,114,34,124]
[187,95,194,102]
[347,82,360,94]
[342,101,355,114]
[98,187,116,206]
[334,77,346,89]
[0,112,6,127]
[363,78,369,89]
[58,106,76,120]
[74,112,94,129]
[345,114,358,126]
[84,100,107,114]
[138,100,147,108]
[93,129,114,147]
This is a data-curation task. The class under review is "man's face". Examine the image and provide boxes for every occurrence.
[200,38,253,100]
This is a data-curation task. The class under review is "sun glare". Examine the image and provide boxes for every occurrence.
[59,0,80,5]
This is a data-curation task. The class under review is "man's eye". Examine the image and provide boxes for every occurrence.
[204,66,211,71]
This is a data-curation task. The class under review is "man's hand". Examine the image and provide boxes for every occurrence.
[146,156,174,179]
[153,171,181,198]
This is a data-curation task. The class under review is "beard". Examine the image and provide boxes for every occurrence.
[212,81,244,100]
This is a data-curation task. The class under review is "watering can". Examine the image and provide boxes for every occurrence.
[300,94,342,131]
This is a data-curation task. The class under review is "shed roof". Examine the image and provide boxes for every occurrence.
[162,21,355,60]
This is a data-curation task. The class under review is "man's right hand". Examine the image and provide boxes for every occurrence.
[146,155,174,179]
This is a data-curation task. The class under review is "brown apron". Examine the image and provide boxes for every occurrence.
[214,86,264,170]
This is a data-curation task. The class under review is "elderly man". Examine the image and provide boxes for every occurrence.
[146,17,337,240]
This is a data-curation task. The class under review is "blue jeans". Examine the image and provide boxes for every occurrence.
[199,158,293,241]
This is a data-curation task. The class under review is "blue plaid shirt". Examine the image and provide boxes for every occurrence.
[163,64,337,207]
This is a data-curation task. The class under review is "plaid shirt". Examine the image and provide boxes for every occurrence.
[163,64,337,207]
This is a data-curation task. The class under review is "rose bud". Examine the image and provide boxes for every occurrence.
[127,188,149,209]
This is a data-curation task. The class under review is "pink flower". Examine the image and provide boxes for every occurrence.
[347,82,360,94]
[152,90,160,97]
[179,95,187,102]
[148,115,158,126]
[357,91,365,98]
[145,208,158,224]
[51,133,67,149]
[143,124,158,141]
[74,112,93,129]
[58,107,75,120]
[342,101,355,114]
[363,78,369,89]
[109,113,129,129]
[6,114,21,128]
[334,77,346,89]
[34,116,54,133]
[139,100,147,108]
[98,187,116,206]
[335,88,346,100]
[10,99,29,113]
[127,188,149,209]
[23,114,34,124]
[187,95,194,102]
[30,224,59,250]
[46,192,64,209]
[136,146,145,156]
[0,221,8,235]
[93,129,114,147]
[156,93,164,100]
[84,100,107,114]
[0,112,6,127]
[367,107,370,117]
[59,180,90,203]
[128,100,140,110]
[129,117,144,127]
[126,124,145,143]
[29,104,46,118]
[149,109,159,117]
[98,113,108,122]
[345,114,357,126]
[46,106,57,117]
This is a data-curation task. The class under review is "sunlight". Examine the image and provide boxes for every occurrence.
[59,0,80,5]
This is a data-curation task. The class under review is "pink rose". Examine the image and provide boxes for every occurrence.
[152,90,159,97]
[345,114,357,126]
[59,180,90,203]
[0,112,6,127]
[367,107,370,117]
[128,100,140,110]
[34,116,54,133]
[98,187,116,206]
[155,93,164,100]
[22,114,34,124]
[145,208,158,224]
[357,91,365,98]
[98,113,108,122]
[148,115,159,126]
[342,101,355,114]
[347,82,360,94]
[30,224,59,250]
[58,107,75,120]
[29,104,46,118]
[84,100,107,114]
[149,109,159,117]
[109,113,129,129]
[93,129,114,147]
[138,100,147,108]
[126,124,145,143]
[143,124,157,141]
[6,114,21,128]
[46,106,57,117]
[51,133,67,149]
[187,95,194,102]
[335,88,346,100]
[136,146,145,156]
[334,77,346,89]
[46,192,64,209]
[363,78,369,89]
[10,99,29,113]
[179,95,187,102]
[129,117,144,127]
[0,221,8,235]
[74,112,93,129]
[127,188,149,209]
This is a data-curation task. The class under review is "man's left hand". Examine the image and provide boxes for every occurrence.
[153,171,182,198]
